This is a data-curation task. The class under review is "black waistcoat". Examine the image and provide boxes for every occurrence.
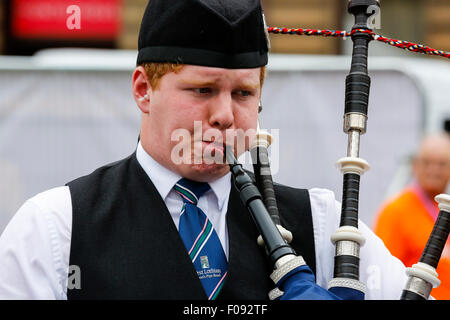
[66,153,315,300]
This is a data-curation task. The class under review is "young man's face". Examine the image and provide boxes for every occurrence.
[134,64,262,182]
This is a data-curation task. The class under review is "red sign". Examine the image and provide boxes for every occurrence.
[11,0,122,40]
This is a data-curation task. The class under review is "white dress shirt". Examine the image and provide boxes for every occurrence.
[0,143,409,300]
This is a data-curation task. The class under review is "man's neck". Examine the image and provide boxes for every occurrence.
[423,189,440,202]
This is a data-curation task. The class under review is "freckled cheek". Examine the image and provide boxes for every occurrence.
[163,108,208,146]
[155,92,199,121]
[149,99,185,141]
[233,108,258,131]
[229,109,258,150]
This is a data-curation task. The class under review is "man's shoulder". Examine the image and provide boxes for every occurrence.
[274,181,336,202]
[374,188,422,227]
[67,153,135,186]
[27,186,72,212]
[307,187,337,201]
[273,181,338,213]
[272,180,308,193]
[245,169,336,203]
[380,188,419,211]
[15,186,72,235]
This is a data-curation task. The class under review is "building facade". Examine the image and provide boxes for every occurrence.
[0,0,449,57]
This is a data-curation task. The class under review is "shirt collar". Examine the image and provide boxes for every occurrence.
[208,171,231,211]
[136,141,230,210]
[136,142,181,202]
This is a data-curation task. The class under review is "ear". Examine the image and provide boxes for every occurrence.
[132,66,151,114]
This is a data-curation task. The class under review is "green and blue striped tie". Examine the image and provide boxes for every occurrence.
[174,178,227,300]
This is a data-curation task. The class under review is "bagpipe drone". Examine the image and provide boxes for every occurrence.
[226,0,450,300]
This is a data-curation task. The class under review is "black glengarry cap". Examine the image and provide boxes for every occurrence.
[137,0,269,69]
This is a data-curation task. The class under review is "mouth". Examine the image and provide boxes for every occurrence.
[202,140,225,159]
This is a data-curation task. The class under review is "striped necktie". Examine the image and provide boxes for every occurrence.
[174,178,228,300]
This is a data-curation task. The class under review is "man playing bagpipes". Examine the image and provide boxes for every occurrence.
[0,0,427,300]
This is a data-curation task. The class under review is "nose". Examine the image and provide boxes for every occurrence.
[208,93,234,130]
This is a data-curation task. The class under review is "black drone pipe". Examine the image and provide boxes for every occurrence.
[249,126,281,226]
[401,194,450,300]
[225,146,295,268]
[328,0,379,297]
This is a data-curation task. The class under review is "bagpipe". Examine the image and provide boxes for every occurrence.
[226,0,450,300]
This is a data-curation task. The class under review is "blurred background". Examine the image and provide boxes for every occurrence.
[2,0,449,56]
[0,0,449,234]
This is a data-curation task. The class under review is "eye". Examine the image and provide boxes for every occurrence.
[193,88,212,95]
[234,90,252,97]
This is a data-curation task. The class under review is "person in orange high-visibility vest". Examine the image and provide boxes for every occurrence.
[374,133,450,300]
